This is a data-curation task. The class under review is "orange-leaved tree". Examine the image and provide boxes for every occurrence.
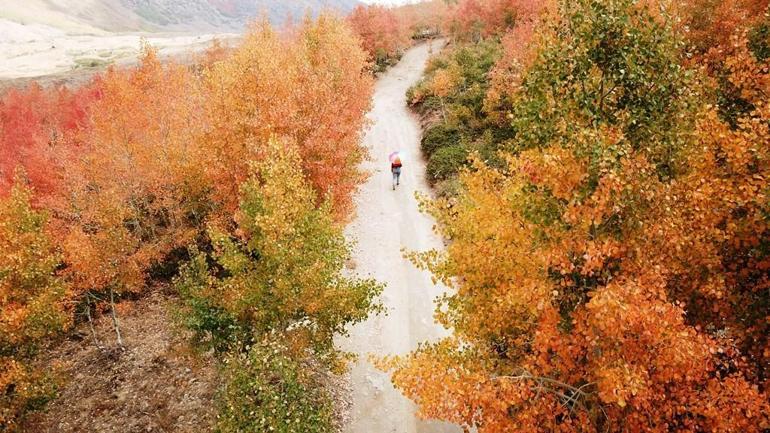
[384,0,770,431]
[203,15,373,221]
[52,46,210,345]
[678,0,769,64]
[447,0,549,40]
[348,4,411,70]
[393,0,449,40]
[675,1,770,127]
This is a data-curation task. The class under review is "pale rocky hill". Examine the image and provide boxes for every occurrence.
[0,0,360,82]
[0,0,361,34]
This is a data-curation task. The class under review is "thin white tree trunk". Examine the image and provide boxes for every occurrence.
[109,288,123,348]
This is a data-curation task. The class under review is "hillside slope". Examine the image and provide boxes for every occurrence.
[0,0,361,33]
[0,0,360,82]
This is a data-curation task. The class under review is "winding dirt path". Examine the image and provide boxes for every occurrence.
[338,40,461,433]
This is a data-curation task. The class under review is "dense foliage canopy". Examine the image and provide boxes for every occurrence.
[385,0,770,432]
[0,14,379,431]
[0,176,68,429]
[3,1,770,431]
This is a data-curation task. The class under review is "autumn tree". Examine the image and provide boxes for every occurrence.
[0,82,101,200]
[393,0,449,40]
[675,1,769,125]
[0,173,68,431]
[385,0,770,431]
[176,139,382,363]
[483,5,547,123]
[1,13,382,430]
[0,17,373,352]
[51,16,371,312]
[203,15,373,220]
[52,47,209,345]
[679,0,769,63]
[176,140,382,432]
[680,30,770,399]
[447,0,548,40]
[348,5,411,70]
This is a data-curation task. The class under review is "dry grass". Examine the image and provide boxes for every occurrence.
[22,291,218,433]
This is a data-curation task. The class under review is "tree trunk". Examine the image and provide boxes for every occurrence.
[85,293,102,348]
[109,288,123,348]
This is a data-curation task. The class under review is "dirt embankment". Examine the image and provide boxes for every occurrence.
[22,291,219,433]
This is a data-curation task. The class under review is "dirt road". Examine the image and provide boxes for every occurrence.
[338,40,461,433]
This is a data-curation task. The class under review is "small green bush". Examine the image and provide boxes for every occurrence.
[216,341,334,433]
[174,250,243,353]
[421,123,461,157]
[427,144,469,184]
[372,49,403,74]
[424,55,450,75]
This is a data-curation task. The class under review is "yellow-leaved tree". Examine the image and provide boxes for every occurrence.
[176,139,383,433]
[1,173,68,431]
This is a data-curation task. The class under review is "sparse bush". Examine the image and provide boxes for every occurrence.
[174,251,242,353]
[409,40,504,183]
[216,341,334,433]
[433,176,463,199]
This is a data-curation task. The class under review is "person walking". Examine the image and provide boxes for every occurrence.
[390,152,402,190]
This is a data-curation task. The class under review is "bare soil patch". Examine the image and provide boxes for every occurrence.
[22,291,218,433]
